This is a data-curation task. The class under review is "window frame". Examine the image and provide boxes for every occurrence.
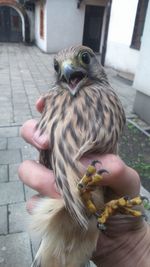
[131,0,149,50]
[40,6,44,39]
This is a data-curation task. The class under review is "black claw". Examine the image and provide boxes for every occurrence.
[123,195,130,201]
[91,160,102,167]
[97,169,109,175]
[94,212,100,218]
[86,171,92,177]
[97,222,106,231]
[140,196,149,203]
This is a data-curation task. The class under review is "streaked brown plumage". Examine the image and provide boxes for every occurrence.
[31,45,126,267]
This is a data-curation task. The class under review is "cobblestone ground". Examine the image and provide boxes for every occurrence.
[0,43,149,266]
[0,43,56,126]
[0,43,55,266]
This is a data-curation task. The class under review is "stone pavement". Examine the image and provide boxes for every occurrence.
[0,43,149,266]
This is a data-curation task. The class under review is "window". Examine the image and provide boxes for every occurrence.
[40,6,44,39]
[131,0,149,50]
[12,16,19,29]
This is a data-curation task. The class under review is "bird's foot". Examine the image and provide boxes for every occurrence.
[96,196,143,230]
[78,162,144,231]
[78,160,108,214]
[78,160,108,192]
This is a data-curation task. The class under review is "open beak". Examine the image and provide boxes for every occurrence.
[60,61,86,95]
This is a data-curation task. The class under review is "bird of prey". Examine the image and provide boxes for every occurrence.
[31,45,142,267]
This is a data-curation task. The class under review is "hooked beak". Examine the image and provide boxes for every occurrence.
[60,61,86,95]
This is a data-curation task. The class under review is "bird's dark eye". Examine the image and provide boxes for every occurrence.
[81,52,91,64]
[54,60,60,73]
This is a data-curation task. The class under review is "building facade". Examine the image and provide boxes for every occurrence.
[0,0,35,42]
[0,0,111,62]
[34,0,111,63]
[106,0,150,125]
[105,0,149,75]
[0,0,149,124]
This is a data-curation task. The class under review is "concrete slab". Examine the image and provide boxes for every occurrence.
[0,138,7,150]
[7,136,27,149]
[0,165,8,182]
[0,205,7,235]
[0,127,18,137]
[0,149,21,164]
[8,202,29,233]
[0,182,24,205]
[9,163,20,181]
[0,232,32,267]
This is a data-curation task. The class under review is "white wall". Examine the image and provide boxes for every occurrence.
[35,2,47,52]
[34,0,108,53]
[46,0,85,53]
[105,0,139,73]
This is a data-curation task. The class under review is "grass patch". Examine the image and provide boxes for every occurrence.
[119,122,150,191]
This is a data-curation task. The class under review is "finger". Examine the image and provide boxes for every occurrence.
[80,154,140,197]
[80,154,122,185]
[20,119,49,150]
[36,96,45,113]
[18,160,60,198]
[26,194,41,214]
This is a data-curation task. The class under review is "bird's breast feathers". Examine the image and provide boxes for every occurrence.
[38,82,125,157]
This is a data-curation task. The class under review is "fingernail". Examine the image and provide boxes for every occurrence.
[33,130,49,148]
[37,95,45,102]
[26,195,43,214]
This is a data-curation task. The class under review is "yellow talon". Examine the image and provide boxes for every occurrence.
[98,216,107,225]
[78,162,105,215]
[78,165,96,191]
[78,162,145,230]
[78,174,92,191]
[123,207,142,217]
[128,196,143,206]
[87,165,97,175]
[86,200,97,213]
[78,164,104,192]
[97,205,115,224]
[96,196,144,227]
[118,197,126,206]
[89,173,103,186]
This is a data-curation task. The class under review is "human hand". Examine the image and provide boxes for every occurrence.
[18,97,149,267]
[18,96,141,211]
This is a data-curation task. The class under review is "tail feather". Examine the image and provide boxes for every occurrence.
[31,198,64,236]
[31,198,64,267]
[54,159,88,229]
[30,197,99,267]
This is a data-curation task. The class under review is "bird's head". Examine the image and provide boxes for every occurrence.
[53,45,103,96]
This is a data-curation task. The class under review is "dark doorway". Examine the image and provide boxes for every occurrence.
[83,5,104,52]
[0,6,22,42]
